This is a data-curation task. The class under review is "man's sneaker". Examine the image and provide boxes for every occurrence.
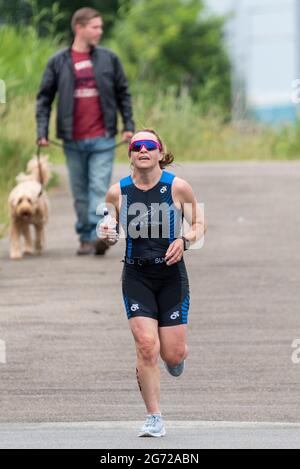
[139,414,166,438]
[77,242,94,256]
[164,360,185,377]
[94,239,110,256]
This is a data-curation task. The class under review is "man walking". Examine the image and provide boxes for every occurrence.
[36,7,134,255]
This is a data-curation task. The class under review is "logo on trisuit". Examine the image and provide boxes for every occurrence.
[170,311,180,320]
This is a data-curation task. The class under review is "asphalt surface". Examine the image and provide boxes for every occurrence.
[0,421,300,449]
[0,161,300,449]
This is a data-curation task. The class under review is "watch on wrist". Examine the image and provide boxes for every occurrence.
[181,236,190,251]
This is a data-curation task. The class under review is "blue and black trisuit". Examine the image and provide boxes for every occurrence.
[120,170,190,327]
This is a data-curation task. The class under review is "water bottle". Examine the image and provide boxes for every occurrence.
[103,207,115,227]
[103,207,109,223]
[101,207,118,243]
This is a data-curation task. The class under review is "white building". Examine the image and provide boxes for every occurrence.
[207,0,300,124]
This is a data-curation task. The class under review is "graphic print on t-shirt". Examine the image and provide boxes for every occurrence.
[71,49,106,140]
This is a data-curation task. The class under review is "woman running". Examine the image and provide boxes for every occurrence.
[99,129,206,437]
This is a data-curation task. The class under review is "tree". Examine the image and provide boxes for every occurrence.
[0,0,130,39]
[109,0,231,111]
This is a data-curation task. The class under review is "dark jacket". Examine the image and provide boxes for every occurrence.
[36,45,135,141]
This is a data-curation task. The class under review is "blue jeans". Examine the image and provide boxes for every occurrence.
[64,136,116,243]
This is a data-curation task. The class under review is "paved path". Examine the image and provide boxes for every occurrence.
[0,421,300,449]
[0,162,300,448]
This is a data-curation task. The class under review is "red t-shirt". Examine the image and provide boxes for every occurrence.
[71,48,106,140]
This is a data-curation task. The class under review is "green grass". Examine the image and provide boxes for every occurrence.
[0,139,26,237]
[0,128,59,237]
[0,97,60,236]
[117,89,300,162]
[0,24,58,98]
[1,25,300,237]
[1,92,300,237]
[0,24,60,235]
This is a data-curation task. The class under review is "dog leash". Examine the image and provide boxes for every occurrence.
[36,144,44,197]
[36,139,127,196]
[48,138,127,154]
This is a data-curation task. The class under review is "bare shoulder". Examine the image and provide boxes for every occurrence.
[106,182,121,203]
[173,176,193,191]
[105,183,121,218]
[172,177,195,202]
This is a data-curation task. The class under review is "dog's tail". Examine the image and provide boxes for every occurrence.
[27,155,52,186]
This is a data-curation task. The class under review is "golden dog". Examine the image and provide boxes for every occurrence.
[8,155,51,260]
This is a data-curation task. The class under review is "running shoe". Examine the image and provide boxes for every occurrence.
[77,242,94,256]
[139,414,166,438]
[164,360,185,377]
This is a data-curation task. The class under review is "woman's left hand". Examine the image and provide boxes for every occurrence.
[165,239,184,266]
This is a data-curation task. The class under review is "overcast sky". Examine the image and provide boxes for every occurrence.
[206,0,297,108]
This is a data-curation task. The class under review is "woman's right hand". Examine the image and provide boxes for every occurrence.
[97,220,119,245]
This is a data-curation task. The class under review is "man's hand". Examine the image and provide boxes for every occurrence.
[37,138,49,147]
[122,131,134,142]
[165,239,184,266]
